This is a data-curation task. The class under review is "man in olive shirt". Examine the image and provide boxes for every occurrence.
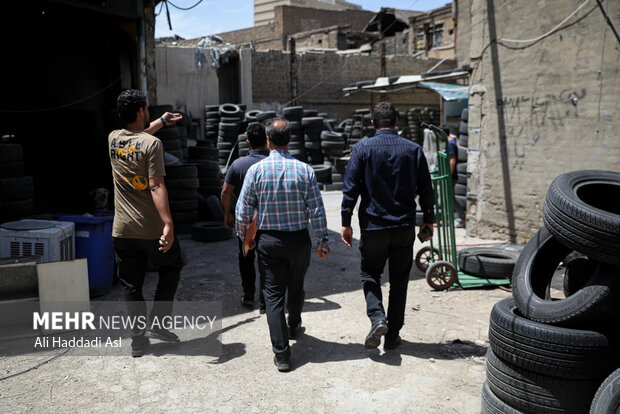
[109,89,183,357]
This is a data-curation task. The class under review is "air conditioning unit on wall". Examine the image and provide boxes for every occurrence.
[0,220,75,263]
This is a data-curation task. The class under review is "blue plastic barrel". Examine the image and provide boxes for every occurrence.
[58,214,114,297]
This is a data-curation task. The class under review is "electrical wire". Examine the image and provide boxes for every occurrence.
[167,0,204,11]
[155,1,165,16]
[0,78,121,114]
[498,0,592,43]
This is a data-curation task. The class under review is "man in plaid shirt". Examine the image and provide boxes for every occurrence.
[236,118,330,372]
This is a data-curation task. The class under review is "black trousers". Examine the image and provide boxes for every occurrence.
[237,237,265,309]
[256,229,311,356]
[113,237,183,341]
[359,225,415,339]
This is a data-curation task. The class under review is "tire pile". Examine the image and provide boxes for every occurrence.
[407,107,440,144]
[150,105,188,162]
[217,104,247,169]
[0,142,35,221]
[454,108,468,217]
[482,169,620,414]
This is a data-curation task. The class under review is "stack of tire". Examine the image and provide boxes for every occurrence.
[188,144,220,199]
[320,131,346,190]
[165,164,199,234]
[282,106,306,162]
[0,143,34,221]
[237,110,261,158]
[150,105,186,161]
[454,107,469,219]
[217,104,244,169]
[204,104,220,145]
[302,110,325,166]
[482,169,620,414]
[407,108,422,143]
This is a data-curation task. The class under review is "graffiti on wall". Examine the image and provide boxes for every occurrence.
[495,89,586,169]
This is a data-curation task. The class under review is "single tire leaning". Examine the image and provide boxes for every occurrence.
[458,247,519,279]
[543,170,620,266]
[488,298,620,380]
[486,348,597,414]
[512,226,620,327]
[481,381,523,414]
[191,221,232,242]
[590,367,620,414]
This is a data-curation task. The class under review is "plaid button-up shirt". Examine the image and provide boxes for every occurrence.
[236,149,328,244]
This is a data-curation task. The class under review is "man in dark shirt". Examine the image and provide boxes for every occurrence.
[341,102,435,350]
[222,122,269,313]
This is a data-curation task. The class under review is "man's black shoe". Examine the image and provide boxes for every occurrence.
[131,338,150,357]
[364,320,388,349]
[241,296,254,308]
[145,328,180,343]
[259,307,266,315]
[273,355,291,372]
[288,321,302,340]
[384,335,402,350]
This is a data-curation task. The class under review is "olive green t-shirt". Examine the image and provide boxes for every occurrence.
[108,129,166,239]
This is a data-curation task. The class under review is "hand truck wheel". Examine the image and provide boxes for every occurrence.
[415,246,440,272]
[425,261,457,291]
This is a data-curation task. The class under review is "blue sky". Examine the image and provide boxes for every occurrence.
[155,0,450,39]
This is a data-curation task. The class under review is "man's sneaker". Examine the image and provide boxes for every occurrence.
[145,328,180,343]
[364,320,388,349]
[131,338,150,357]
[384,335,402,350]
[241,296,254,308]
[273,354,291,372]
[288,320,302,340]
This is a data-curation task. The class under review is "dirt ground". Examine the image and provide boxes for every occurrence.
[0,191,513,414]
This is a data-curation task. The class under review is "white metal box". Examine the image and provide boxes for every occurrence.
[0,220,75,263]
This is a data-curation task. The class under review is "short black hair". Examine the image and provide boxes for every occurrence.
[246,122,266,149]
[117,89,147,127]
[265,118,291,147]
[372,102,397,129]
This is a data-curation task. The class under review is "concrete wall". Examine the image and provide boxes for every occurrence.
[455,0,470,67]
[252,49,453,120]
[466,0,620,243]
[155,46,221,115]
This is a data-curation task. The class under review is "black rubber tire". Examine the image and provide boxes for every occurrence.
[458,246,518,279]
[196,161,221,178]
[166,149,183,160]
[486,348,597,414]
[335,157,349,175]
[162,139,182,151]
[165,177,199,189]
[0,176,34,201]
[459,121,468,135]
[188,146,218,161]
[321,140,345,151]
[204,104,219,112]
[167,188,198,200]
[454,195,466,215]
[455,183,467,196]
[0,144,23,163]
[219,104,242,117]
[457,145,467,162]
[166,165,198,179]
[512,226,620,327]
[457,173,467,185]
[562,256,594,297]
[303,109,319,117]
[191,221,232,242]
[245,109,260,121]
[198,186,222,196]
[0,161,25,178]
[332,173,343,182]
[321,131,345,141]
[488,298,620,380]
[461,108,469,122]
[217,141,234,151]
[169,199,199,212]
[255,111,276,123]
[458,134,469,147]
[302,117,324,128]
[154,127,181,140]
[282,106,303,121]
[205,111,220,119]
[205,195,225,223]
[481,381,523,414]
[311,164,331,183]
[331,182,343,191]
[543,170,620,266]
[456,162,467,174]
[590,367,620,414]
[219,122,241,133]
[305,141,321,150]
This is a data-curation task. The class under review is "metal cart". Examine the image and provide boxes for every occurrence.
[416,123,511,291]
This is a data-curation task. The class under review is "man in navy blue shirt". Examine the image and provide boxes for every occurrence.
[341,102,435,350]
[222,122,270,313]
